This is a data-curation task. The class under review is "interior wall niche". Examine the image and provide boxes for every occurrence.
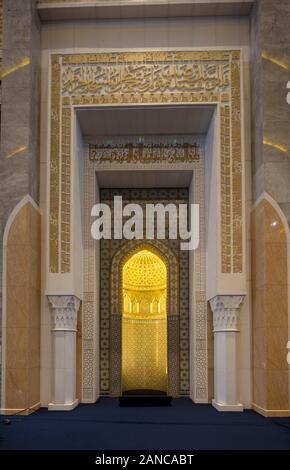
[100,188,189,396]
[121,249,168,393]
[48,49,243,403]
[82,132,206,402]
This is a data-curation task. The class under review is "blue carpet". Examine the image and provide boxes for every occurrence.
[1,398,290,450]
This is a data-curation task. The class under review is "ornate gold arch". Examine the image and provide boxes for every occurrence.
[110,240,179,396]
[112,242,179,317]
[49,50,242,275]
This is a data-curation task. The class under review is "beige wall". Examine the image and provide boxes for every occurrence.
[4,201,41,414]
[41,16,250,51]
[252,197,290,416]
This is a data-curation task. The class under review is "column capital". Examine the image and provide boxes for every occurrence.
[209,295,245,333]
[47,295,81,332]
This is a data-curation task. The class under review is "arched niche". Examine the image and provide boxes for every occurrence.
[110,240,179,396]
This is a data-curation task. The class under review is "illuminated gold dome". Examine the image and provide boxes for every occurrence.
[123,249,166,291]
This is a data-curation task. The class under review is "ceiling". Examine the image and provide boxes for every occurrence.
[38,1,253,21]
[77,105,214,137]
[96,169,193,188]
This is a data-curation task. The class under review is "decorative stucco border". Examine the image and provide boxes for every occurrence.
[48,49,243,275]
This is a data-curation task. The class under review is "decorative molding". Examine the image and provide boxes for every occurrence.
[210,295,244,332]
[38,0,252,19]
[231,59,242,273]
[82,150,98,401]
[220,105,231,273]
[89,141,200,164]
[61,106,72,273]
[48,295,80,331]
[48,50,242,275]
[253,403,290,418]
[49,55,61,273]
[0,403,41,416]
[39,0,89,2]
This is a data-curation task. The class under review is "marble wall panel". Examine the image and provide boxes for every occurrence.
[252,198,289,416]
[4,202,41,414]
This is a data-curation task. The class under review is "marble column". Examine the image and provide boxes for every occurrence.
[48,295,80,411]
[210,295,244,412]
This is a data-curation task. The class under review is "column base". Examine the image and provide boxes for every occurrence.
[48,399,79,411]
[212,399,243,412]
